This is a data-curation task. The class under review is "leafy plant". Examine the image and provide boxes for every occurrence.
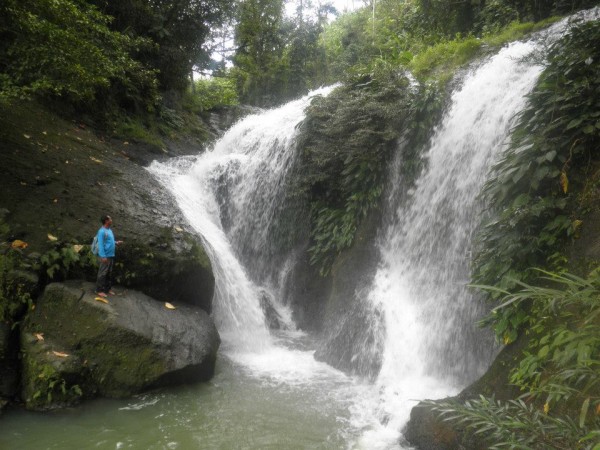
[39,242,96,281]
[474,20,600,339]
[430,269,600,449]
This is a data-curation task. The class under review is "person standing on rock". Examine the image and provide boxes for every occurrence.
[95,215,123,298]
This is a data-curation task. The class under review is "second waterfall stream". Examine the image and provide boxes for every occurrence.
[148,15,589,449]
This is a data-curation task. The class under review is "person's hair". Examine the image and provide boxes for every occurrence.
[100,215,111,224]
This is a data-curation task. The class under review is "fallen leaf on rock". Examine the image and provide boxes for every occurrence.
[174,226,183,232]
[52,351,69,358]
[11,240,28,249]
[95,297,109,304]
[47,234,58,241]
[72,244,84,253]
[165,302,176,310]
[34,333,44,341]
[90,156,102,164]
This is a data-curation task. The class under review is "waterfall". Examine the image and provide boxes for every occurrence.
[146,9,598,449]
[148,87,334,352]
[353,11,600,448]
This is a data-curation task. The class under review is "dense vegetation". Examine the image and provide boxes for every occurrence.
[474,20,600,343]
[0,0,231,130]
[293,66,442,274]
[431,270,600,449]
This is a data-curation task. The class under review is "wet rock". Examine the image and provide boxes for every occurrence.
[258,289,285,330]
[312,212,383,380]
[20,281,220,410]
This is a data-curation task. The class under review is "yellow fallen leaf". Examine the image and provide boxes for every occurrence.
[543,402,550,414]
[47,233,58,242]
[174,226,183,233]
[11,240,28,249]
[90,156,103,164]
[52,351,69,358]
[560,171,568,194]
[72,244,84,253]
[34,333,44,341]
[165,302,176,310]
[95,297,109,304]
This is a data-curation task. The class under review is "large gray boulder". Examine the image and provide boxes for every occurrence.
[20,281,220,410]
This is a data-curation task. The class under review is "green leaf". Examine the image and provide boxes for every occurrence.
[579,397,590,428]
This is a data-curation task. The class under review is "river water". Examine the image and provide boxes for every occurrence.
[1,10,597,450]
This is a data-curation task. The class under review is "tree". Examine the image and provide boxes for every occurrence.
[0,0,157,110]
[232,0,287,106]
[90,0,233,93]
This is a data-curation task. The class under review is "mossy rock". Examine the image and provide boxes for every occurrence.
[114,232,214,313]
[20,281,220,411]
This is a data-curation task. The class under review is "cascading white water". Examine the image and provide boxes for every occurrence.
[354,11,600,448]
[148,86,339,359]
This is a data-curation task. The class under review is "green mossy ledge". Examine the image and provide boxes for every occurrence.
[20,281,220,411]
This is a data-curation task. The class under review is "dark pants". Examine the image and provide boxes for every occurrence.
[96,257,114,293]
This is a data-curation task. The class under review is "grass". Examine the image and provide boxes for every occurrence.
[408,16,563,82]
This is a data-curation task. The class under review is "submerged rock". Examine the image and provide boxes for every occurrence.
[20,281,220,410]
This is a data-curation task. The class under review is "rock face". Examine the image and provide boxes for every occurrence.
[403,336,527,449]
[312,212,383,379]
[20,281,220,410]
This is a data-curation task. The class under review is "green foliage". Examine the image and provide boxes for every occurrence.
[38,242,96,282]
[295,65,444,274]
[429,395,599,450]
[192,77,239,112]
[89,0,233,93]
[433,270,600,449]
[113,117,165,149]
[504,272,600,407]
[29,361,83,408]
[409,37,482,80]
[0,0,158,110]
[232,0,287,106]
[474,20,600,339]
[0,250,33,324]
